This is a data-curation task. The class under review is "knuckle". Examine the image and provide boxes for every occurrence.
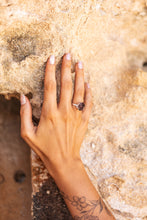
[88,99,93,108]
[76,67,84,74]
[75,112,81,120]
[21,128,33,140]
[76,88,84,97]
[45,80,56,92]
[41,109,49,119]
[82,112,90,122]
[49,112,58,121]
[41,109,47,119]
[87,93,92,102]
[63,113,71,122]
[82,114,89,124]
[65,62,71,68]
[63,80,72,90]
[21,130,29,139]
[89,100,93,109]
[41,108,57,121]
[63,58,71,68]
[61,108,72,120]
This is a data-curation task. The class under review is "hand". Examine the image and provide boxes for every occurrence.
[20,53,92,177]
[20,54,115,220]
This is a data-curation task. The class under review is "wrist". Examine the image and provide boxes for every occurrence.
[49,157,84,182]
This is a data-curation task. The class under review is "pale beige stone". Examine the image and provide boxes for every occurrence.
[0,0,147,219]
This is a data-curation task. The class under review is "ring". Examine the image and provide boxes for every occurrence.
[72,102,85,111]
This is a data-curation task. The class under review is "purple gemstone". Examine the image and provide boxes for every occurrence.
[78,103,85,111]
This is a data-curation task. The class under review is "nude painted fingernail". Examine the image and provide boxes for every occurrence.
[87,83,90,88]
[66,53,71,60]
[49,55,55,64]
[78,61,83,69]
[20,94,26,105]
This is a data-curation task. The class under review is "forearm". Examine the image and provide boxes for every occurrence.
[51,160,115,220]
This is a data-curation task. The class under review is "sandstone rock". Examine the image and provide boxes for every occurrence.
[0,0,147,219]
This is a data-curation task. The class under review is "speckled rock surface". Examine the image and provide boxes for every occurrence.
[0,0,147,219]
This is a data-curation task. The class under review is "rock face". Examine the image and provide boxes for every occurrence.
[0,0,147,219]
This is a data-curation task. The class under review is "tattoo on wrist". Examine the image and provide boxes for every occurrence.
[60,191,112,219]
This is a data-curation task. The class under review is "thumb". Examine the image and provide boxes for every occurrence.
[20,94,35,140]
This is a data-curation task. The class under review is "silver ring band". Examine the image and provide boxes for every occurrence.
[72,102,85,111]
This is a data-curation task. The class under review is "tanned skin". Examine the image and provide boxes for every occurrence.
[20,53,115,220]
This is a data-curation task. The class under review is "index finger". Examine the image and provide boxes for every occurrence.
[42,55,57,115]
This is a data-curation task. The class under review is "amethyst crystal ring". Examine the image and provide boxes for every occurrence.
[72,102,85,111]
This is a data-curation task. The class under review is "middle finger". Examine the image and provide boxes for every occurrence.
[59,53,72,109]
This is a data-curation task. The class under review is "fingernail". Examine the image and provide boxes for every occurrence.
[78,61,83,69]
[66,53,71,60]
[87,83,90,89]
[20,94,26,105]
[49,55,55,64]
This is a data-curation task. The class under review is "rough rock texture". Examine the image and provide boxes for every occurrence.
[0,0,147,219]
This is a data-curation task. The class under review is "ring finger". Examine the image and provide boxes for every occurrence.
[72,61,85,108]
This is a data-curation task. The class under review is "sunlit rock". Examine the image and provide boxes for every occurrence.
[0,0,147,219]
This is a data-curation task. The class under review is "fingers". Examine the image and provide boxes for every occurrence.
[72,62,84,104]
[41,54,92,122]
[82,83,93,121]
[42,55,57,115]
[59,53,72,109]
[20,95,35,140]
